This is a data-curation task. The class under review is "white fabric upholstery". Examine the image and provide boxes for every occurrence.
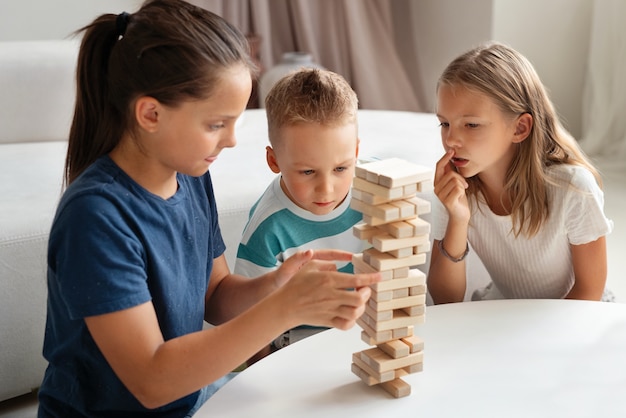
[0,40,489,403]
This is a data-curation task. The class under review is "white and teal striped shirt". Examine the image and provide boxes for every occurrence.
[235,176,364,278]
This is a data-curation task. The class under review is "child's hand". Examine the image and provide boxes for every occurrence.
[277,263,381,330]
[272,249,353,288]
[434,149,470,224]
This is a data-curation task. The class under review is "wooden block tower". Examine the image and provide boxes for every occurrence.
[350,158,433,398]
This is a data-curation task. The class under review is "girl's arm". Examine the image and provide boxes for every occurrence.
[427,150,471,304]
[85,250,379,409]
[566,237,607,300]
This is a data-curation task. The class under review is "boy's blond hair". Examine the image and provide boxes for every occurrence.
[265,68,358,147]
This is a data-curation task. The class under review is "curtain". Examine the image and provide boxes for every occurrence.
[579,0,626,159]
[188,0,424,111]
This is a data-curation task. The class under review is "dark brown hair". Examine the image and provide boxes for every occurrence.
[66,0,257,184]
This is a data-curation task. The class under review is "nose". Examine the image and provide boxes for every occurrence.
[442,126,462,149]
[221,127,237,149]
[315,174,333,195]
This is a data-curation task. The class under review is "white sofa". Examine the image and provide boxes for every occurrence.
[0,40,489,403]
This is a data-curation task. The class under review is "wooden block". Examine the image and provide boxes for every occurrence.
[414,242,431,254]
[378,339,410,359]
[369,294,426,311]
[388,247,414,258]
[360,346,424,372]
[353,222,379,240]
[401,335,424,353]
[369,309,425,332]
[352,253,393,280]
[403,183,417,196]
[380,377,411,398]
[365,303,393,321]
[404,217,431,236]
[357,158,433,188]
[402,361,424,375]
[402,304,425,317]
[352,177,403,200]
[352,354,396,384]
[363,247,426,271]
[370,288,393,302]
[351,198,400,222]
[417,178,434,192]
[372,232,429,253]
[407,196,431,215]
[409,283,427,296]
[361,330,393,346]
[377,217,420,238]
[371,268,426,292]
[392,287,409,299]
[363,212,418,227]
[388,199,416,218]
[357,317,393,342]
[393,266,410,278]
[393,326,413,339]
[353,187,416,206]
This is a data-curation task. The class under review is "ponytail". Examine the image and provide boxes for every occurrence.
[64,0,256,186]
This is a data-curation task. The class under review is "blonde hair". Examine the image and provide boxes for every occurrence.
[437,41,600,237]
[265,68,358,147]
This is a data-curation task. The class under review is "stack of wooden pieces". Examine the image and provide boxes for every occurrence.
[350,158,433,398]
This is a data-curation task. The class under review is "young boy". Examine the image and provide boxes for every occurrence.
[235,68,363,356]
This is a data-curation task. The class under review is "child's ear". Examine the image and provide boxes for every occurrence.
[355,138,360,158]
[135,96,160,133]
[513,112,533,143]
[266,146,281,174]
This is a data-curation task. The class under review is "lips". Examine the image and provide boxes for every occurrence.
[451,157,468,168]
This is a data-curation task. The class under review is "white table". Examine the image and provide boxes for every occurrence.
[196,299,626,417]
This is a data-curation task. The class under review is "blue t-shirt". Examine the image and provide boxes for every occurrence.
[38,156,225,417]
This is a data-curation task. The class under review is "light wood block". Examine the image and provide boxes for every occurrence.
[393,326,413,339]
[364,309,425,332]
[363,212,418,227]
[352,354,395,384]
[352,177,404,200]
[388,247,414,258]
[371,268,426,292]
[406,196,431,215]
[370,288,393,302]
[402,304,426,317]
[401,335,424,353]
[358,317,393,341]
[352,187,416,206]
[409,283,427,296]
[380,377,411,398]
[365,303,393,321]
[363,248,426,271]
[356,158,433,188]
[378,339,410,359]
[372,233,429,252]
[369,294,426,311]
[351,198,400,222]
[353,222,379,240]
[392,288,409,299]
[360,346,424,372]
[352,253,393,280]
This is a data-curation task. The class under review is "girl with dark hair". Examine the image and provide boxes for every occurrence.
[38,1,379,416]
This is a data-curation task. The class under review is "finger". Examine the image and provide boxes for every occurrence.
[331,271,381,290]
[434,149,455,183]
[308,249,354,262]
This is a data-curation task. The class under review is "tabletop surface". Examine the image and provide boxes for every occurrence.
[197,299,626,418]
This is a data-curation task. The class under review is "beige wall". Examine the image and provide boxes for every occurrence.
[0,0,592,138]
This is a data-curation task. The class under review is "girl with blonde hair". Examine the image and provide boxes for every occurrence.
[428,42,613,303]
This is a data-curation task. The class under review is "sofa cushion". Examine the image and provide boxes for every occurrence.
[0,40,79,145]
